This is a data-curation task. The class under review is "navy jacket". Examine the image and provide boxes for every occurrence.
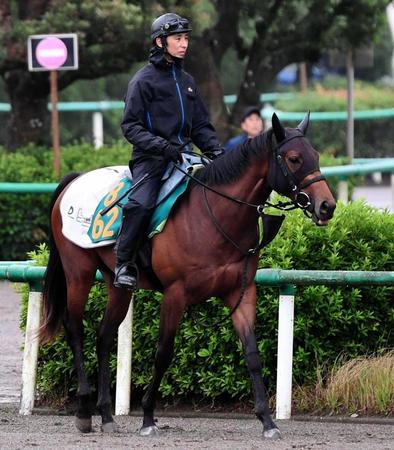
[224,133,247,152]
[121,47,220,160]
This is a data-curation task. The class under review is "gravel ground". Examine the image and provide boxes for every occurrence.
[0,406,393,450]
[0,281,23,405]
[1,281,393,449]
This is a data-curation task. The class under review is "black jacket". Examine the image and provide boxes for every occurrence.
[121,47,221,160]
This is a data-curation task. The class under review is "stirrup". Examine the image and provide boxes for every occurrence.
[113,262,139,291]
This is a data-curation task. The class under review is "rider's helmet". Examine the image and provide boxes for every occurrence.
[151,13,192,43]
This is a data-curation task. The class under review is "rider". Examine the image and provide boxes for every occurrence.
[115,12,224,290]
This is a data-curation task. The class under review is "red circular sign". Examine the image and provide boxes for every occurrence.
[36,37,68,70]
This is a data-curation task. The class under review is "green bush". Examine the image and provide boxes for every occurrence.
[19,201,394,404]
[275,81,394,157]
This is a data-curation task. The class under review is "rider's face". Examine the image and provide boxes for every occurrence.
[158,33,189,59]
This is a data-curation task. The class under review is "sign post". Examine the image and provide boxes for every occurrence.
[27,34,78,177]
[50,70,61,176]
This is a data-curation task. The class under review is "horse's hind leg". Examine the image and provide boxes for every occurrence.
[63,271,95,433]
[227,284,281,440]
[96,277,132,432]
[140,287,185,436]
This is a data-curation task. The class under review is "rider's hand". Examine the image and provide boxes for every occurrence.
[204,147,225,160]
[163,143,183,164]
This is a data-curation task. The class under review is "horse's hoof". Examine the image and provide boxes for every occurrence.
[101,421,119,433]
[263,428,281,440]
[75,417,92,433]
[139,425,159,437]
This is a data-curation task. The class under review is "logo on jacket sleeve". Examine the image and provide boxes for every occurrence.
[187,86,193,93]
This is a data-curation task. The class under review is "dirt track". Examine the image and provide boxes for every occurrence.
[0,406,394,450]
[0,281,23,405]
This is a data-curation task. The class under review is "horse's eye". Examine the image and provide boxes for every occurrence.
[289,156,301,164]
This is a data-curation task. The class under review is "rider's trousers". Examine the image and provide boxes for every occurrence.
[116,156,168,263]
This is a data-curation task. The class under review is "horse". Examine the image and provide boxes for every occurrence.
[39,113,336,439]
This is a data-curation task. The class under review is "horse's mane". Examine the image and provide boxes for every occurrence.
[195,129,273,186]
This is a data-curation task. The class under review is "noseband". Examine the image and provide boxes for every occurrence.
[272,133,326,215]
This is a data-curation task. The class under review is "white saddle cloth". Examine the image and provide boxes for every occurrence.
[60,166,130,248]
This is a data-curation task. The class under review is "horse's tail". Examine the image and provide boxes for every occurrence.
[39,172,81,344]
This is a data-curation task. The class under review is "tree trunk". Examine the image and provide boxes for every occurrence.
[231,64,278,126]
[4,70,50,150]
[185,36,230,144]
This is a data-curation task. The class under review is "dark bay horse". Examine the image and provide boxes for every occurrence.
[40,113,335,439]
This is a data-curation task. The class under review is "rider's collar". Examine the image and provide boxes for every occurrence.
[149,46,183,70]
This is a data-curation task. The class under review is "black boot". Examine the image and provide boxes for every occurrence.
[114,261,139,291]
[113,195,151,290]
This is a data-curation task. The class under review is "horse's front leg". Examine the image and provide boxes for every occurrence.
[226,283,281,440]
[140,285,185,436]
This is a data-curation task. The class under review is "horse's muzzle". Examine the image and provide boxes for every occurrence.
[312,199,336,226]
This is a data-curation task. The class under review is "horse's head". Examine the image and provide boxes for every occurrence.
[268,112,336,225]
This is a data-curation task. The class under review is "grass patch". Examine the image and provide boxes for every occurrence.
[293,351,394,416]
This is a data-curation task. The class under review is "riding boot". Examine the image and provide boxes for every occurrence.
[113,260,139,291]
[113,204,150,290]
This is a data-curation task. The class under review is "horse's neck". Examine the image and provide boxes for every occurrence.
[203,161,271,233]
[219,159,270,206]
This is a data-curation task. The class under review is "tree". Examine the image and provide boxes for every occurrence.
[0,0,145,150]
[184,0,389,130]
[0,0,389,148]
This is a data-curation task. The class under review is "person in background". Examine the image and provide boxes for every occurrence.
[224,106,264,152]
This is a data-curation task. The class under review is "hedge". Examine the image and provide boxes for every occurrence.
[0,143,344,260]
[19,200,394,404]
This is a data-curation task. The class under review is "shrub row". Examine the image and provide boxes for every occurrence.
[19,201,394,404]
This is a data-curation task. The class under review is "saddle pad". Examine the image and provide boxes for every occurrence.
[60,156,201,249]
[60,166,131,248]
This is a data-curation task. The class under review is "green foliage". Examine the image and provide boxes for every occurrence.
[20,201,394,403]
[275,81,394,157]
[0,143,130,259]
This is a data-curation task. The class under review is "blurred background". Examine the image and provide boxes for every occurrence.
[0,0,393,156]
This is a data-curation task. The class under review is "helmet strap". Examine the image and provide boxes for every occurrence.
[160,36,167,51]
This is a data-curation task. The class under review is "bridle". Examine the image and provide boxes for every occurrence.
[270,132,326,217]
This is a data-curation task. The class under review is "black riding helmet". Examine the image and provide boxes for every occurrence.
[151,13,192,44]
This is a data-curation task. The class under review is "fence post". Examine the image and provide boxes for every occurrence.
[115,297,133,415]
[92,111,104,149]
[337,180,348,204]
[276,284,295,420]
[391,173,394,211]
[19,282,42,415]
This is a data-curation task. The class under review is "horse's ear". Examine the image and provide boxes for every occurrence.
[271,113,286,143]
[297,111,310,135]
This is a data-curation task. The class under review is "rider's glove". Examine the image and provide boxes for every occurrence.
[163,143,183,164]
[204,147,225,160]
